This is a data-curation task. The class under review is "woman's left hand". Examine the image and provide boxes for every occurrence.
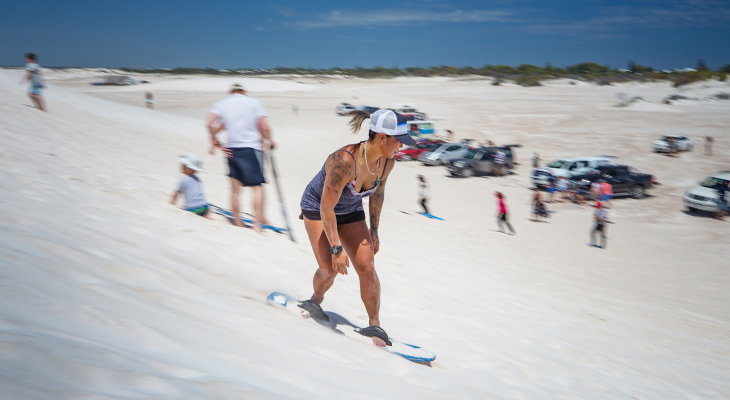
[369,228,380,255]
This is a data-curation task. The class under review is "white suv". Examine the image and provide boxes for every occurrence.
[335,102,356,115]
[684,172,730,212]
[532,157,615,187]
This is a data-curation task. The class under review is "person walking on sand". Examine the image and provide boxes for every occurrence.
[417,175,431,214]
[145,92,154,109]
[495,192,515,234]
[494,148,506,177]
[298,109,415,347]
[532,189,548,222]
[206,83,275,233]
[532,152,541,168]
[20,53,46,112]
[705,136,714,156]
[170,154,212,219]
[590,202,608,249]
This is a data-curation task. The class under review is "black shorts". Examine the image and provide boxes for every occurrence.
[595,222,604,232]
[299,209,366,225]
[227,147,265,186]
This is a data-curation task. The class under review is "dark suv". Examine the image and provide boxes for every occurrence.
[447,147,514,177]
[570,165,656,198]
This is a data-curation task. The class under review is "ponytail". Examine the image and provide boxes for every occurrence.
[347,110,379,140]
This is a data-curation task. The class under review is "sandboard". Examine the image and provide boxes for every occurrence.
[209,205,287,233]
[266,292,436,364]
[587,243,604,249]
[417,212,445,220]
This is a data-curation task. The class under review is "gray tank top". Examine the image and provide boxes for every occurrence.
[300,147,388,215]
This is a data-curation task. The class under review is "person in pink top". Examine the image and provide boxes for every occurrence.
[495,192,515,235]
[599,179,613,208]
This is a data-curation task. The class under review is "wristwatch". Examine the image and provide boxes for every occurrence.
[329,245,343,255]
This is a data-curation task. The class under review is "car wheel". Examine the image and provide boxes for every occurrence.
[462,168,475,177]
[630,184,645,199]
[688,206,698,213]
[402,155,412,161]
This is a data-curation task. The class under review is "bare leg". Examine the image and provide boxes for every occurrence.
[29,94,46,112]
[251,185,264,233]
[339,221,383,345]
[230,178,244,228]
[304,217,384,346]
[303,218,338,304]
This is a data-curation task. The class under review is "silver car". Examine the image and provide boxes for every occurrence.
[419,143,470,166]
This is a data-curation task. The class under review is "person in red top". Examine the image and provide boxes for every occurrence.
[495,192,515,235]
[599,179,613,208]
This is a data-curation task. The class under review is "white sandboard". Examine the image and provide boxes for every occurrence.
[266,292,436,364]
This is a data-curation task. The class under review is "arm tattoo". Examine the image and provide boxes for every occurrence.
[326,151,354,196]
[369,174,388,232]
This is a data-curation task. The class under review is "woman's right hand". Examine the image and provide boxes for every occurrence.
[331,252,349,275]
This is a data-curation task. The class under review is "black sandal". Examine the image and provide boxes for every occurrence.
[297,300,330,322]
[355,325,392,346]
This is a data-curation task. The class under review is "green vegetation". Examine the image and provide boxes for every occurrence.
[107,61,730,87]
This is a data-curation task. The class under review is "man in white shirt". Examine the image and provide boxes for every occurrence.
[206,83,275,233]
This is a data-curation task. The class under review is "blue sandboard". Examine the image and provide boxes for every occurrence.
[587,244,604,249]
[417,212,445,221]
[266,292,436,364]
[209,205,287,233]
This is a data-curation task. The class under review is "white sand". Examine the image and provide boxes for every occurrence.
[1,69,729,399]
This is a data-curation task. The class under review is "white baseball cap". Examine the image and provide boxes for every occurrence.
[179,154,204,172]
[369,109,416,145]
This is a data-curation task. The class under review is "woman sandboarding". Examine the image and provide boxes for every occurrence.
[298,109,415,347]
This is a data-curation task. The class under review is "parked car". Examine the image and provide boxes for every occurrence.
[683,171,730,213]
[395,140,446,161]
[336,102,356,115]
[570,165,656,199]
[653,135,693,152]
[532,157,615,187]
[447,147,515,177]
[356,105,379,114]
[419,143,471,166]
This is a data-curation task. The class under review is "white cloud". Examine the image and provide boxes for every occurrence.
[290,9,514,29]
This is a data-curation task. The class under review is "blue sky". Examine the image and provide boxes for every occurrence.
[1,0,728,70]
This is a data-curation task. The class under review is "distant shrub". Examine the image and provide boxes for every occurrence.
[567,62,609,75]
[719,73,727,82]
[597,77,612,85]
[569,81,576,85]
[714,93,730,100]
[515,76,542,87]
[492,79,502,86]
[718,64,730,73]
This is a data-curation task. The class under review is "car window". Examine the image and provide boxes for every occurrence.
[595,160,612,166]
[446,145,461,151]
[503,149,512,157]
[548,160,566,168]
[575,161,587,169]
[567,163,577,170]
[701,177,729,188]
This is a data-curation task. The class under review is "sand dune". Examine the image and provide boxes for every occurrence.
[1,69,729,399]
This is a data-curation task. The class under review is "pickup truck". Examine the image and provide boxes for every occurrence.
[569,165,656,199]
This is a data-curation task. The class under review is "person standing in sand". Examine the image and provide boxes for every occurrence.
[705,136,714,156]
[206,83,275,233]
[590,202,608,249]
[298,109,415,347]
[20,53,46,112]
[145,92,154,109]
